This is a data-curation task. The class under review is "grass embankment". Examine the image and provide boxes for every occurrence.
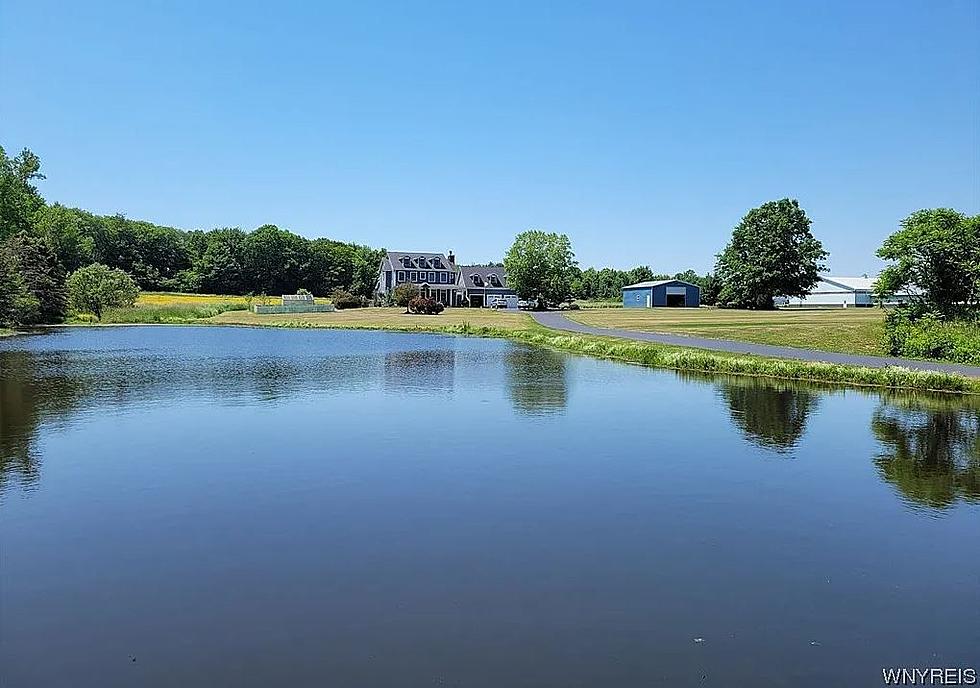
[567,307,885,356]
[63,293,978,393]
[209,308,978,393]
[0,328,15,337]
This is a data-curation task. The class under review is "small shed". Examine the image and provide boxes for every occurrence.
[622,280,700,308]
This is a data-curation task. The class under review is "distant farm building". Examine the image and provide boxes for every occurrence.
[622,280,700,308]
[777,276,918,308]
[253,293,335,314]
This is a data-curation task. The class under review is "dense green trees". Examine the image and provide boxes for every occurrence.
[0,146,385,324]
[715,199,827,310]
[569,266,719,304]
[504,230,578,306]
[0,146,45,242]
[5,231,67,324]
[876,209,980,362]
[875,208,980,316]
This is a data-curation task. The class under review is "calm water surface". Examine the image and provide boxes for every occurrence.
[1,326,978,687]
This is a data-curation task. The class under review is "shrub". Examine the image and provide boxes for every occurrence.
[66,264,139,320]
[408,296,444,314]
[884,309,980,365]
[393,283,420,308]
[331,289,366,309]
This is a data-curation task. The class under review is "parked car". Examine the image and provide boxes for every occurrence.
[490,297,508,309]
[518,299,533,310]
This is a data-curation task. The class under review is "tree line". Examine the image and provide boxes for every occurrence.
[1,145,383,327]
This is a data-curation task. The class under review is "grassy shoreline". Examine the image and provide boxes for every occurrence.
[58,309,980,394]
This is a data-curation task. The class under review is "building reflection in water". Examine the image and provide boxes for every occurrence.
[383,350,455,395]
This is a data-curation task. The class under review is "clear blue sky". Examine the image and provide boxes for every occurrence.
[1,1,977,274]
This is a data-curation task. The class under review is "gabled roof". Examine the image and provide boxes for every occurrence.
[382,251,451,271]
[818,276,876,292]
[457,265,510,290]
[622,279,700,290]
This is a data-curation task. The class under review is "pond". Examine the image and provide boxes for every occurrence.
[1,326,978,687]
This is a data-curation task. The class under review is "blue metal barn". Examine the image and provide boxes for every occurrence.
[621,280,700,308]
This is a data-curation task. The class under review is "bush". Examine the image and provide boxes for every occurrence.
[331,289,366,309]
[884,309,980,365]
[408,296,444,315]
[393,283,420,308]
[66,263,139,320]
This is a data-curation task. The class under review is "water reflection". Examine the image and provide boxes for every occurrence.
[383,350,455,394]
[872,396,980,510]
[714,375,821,453]
[0,351,87,493]
[505,346,568,416]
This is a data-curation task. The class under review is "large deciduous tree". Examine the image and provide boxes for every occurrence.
[715,198,827,309]
[875,209,980,316]
[66,264,140,320]
[504,230,577,306]
[0,146,46,242]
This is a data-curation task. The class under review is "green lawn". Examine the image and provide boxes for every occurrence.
[566,307,887,356]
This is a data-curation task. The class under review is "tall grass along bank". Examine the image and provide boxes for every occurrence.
[206,313,980,394]
[70,302,248,324]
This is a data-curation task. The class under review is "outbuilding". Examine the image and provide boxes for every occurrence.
[622,280,700,308]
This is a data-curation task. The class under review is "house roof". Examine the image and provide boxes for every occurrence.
[383,251,452,271]
[457,265,511,290]
[817,276,876,292]
[622,279,700,290]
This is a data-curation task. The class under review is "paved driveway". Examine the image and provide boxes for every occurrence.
[531,311,980,377]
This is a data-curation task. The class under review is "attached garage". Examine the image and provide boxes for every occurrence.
[622,280,700,308]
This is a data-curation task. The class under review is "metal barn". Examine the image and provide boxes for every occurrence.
[621,280,700,308]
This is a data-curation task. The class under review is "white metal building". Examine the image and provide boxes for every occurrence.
[779,276,877,308]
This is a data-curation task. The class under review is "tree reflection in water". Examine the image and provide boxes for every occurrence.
[1,351,86,493]
[872,397,980,509]
[715,376,820,453]
[505,345,568,416]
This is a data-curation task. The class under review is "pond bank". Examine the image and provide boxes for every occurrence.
[45,312,980,395]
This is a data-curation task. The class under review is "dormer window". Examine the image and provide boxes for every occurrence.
[470,273,483,287]
[417,256,427,268]
[488,273,499,286]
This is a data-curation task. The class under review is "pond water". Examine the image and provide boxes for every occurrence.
[1,326,978,687]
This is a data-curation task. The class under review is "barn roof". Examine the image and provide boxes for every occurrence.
[818,276,876,292]
[622,279,700,290]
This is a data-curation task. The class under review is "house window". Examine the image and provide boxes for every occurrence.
[471,274,482,287]
[439,272,447,283]
[410,271,417,281]
[417,257,427,268]
[488,274,499,286]
[397,271,405,282]
[429,271,436,282]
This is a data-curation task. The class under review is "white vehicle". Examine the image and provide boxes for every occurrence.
[490,295,519,309]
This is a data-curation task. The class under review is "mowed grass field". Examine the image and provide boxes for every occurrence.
[566,307,887,355]
[210,306,532,332]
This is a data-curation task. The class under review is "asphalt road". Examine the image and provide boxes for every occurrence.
[531,311,980,377]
